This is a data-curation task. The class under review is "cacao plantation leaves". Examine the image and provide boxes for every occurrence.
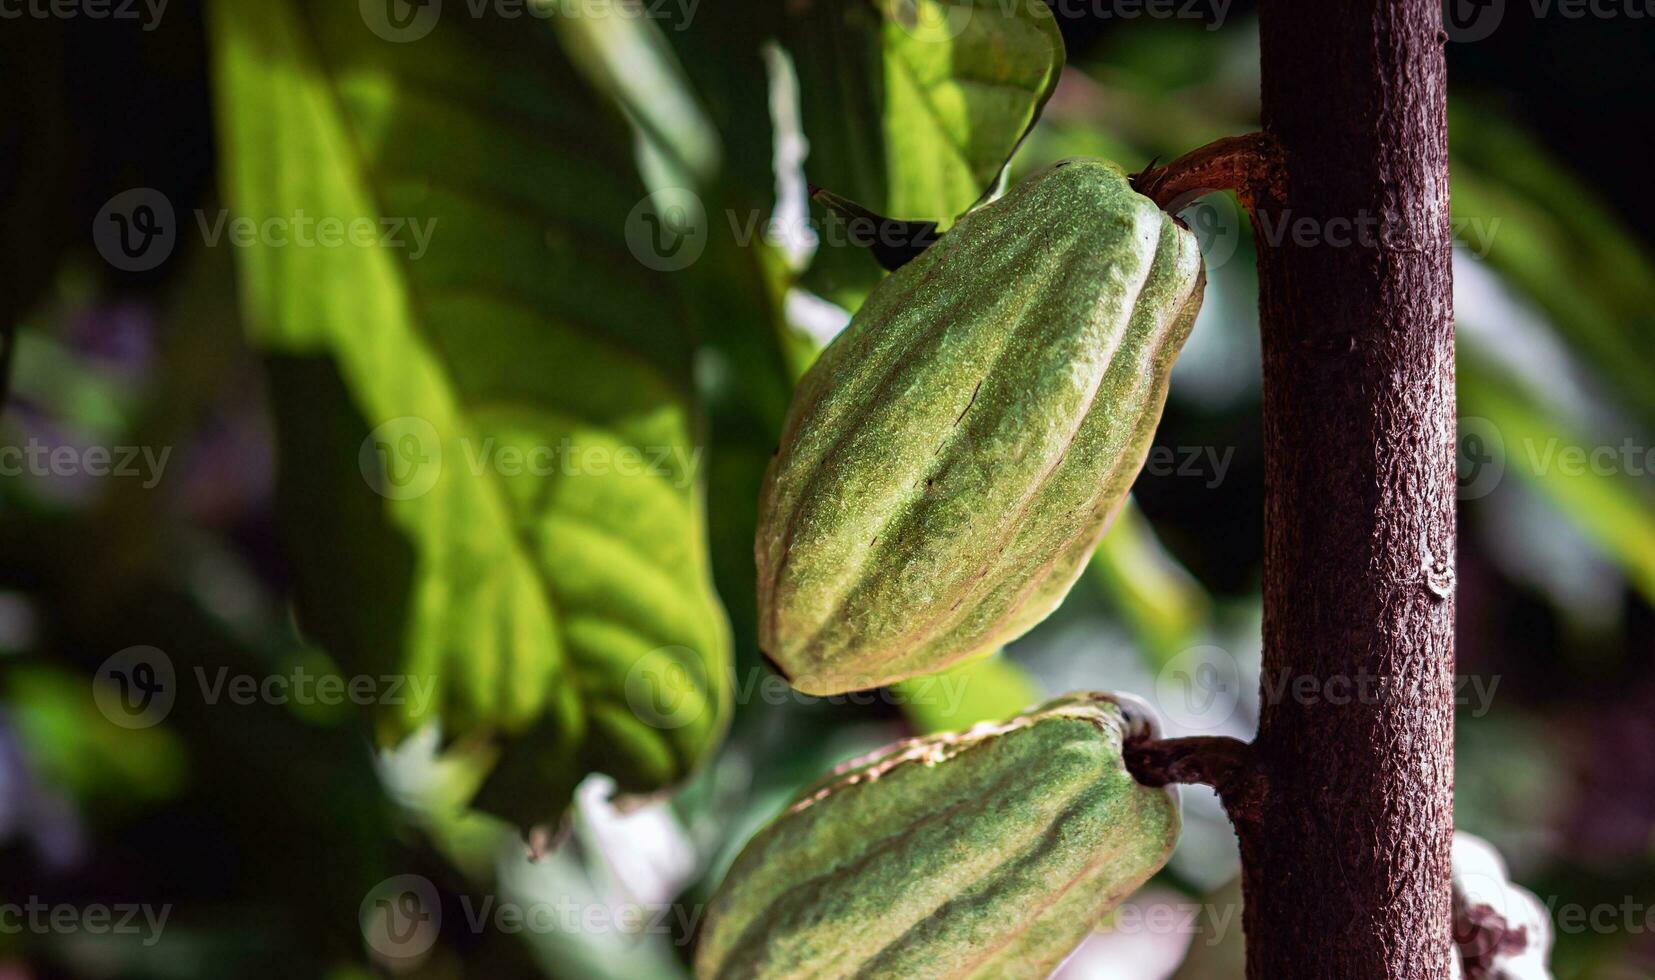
[696,694,1181,980]
[788,0,1066,305]
[208,0,731,829]
[791,0,1065,223]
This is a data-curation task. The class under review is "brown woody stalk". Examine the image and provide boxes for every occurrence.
[1123,2,1456,972]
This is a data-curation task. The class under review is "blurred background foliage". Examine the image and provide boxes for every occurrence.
[2,0,1652,977]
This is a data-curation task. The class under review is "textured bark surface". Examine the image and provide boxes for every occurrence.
[1246,1,1456,977]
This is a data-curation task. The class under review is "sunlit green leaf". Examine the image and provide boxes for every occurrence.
[789,0,1065,305]
[209,0,731,828]
[892,651,1042,734]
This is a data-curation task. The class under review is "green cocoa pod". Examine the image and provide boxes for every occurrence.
[694,692,1179,980]
[757,160,1204,695]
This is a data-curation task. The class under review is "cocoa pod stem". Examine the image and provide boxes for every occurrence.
[1130,132,1284,212]
[1126,734,1263,828]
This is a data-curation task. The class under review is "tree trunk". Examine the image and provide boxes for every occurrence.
[1244,1,1457,976]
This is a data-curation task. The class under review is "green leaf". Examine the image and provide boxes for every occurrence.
[1088,496,1211,667]
[1451,108,1655,428]
[208,0,731,828]
[792,0,1064,221]
[891,651,1041,734]
[788,0,1065,305]
[552,1,817,687]
[1460,356,1655,605]
[6,665,187,809]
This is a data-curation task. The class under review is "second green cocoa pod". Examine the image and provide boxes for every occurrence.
[693,693,1180,980]
[757,160,1205,695]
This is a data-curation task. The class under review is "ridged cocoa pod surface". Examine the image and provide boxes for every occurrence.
[757,160,1205,695]
[694,693,1180,980]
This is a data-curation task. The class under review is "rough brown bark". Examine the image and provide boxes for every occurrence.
[1243,1,1457,977]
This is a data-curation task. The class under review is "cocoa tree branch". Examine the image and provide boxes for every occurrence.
[1129,132,1284,212]
[1126,735,1264,830]
[1242,1,1457,975]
